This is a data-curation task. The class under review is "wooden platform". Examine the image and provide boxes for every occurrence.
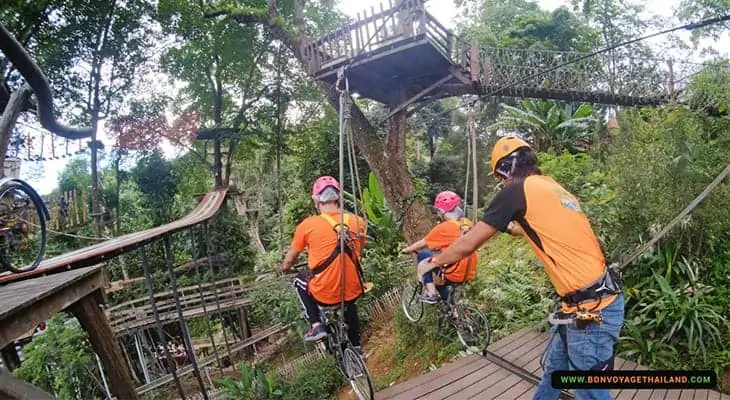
[0,265,104,349]
[376,328,730,400]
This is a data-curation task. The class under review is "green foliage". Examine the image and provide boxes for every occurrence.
[466,235,556,339]
[15,314,104,400]
[621,246,729,363]
[489,100,602,154]
[57,157,92,194]
[278,357,344,400]
[219,362,283,400]
[132,150,178,225]
[209,205,256,273]
[249,282,305,331]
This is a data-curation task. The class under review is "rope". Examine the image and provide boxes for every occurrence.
[433,14,730,119]
[615,164,730,271]
[21,218,110,241]
[337,68,350,323]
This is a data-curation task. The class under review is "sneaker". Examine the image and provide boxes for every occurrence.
[352,346,364,357]
[304,323,328,342]
[419,293,440,304]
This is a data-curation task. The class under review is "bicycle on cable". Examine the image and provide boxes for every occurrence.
[401,273,491,354]
[0,21,91,273]
[283,265,374,400]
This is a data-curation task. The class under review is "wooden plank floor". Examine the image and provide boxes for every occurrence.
[375,327,730,400]
[0,265,104,348]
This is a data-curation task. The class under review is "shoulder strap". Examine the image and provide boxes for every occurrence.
[320,212,348,230]
[310,213,365,287]
[447,218,472,236]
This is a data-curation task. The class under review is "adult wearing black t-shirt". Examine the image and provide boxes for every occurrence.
[418,136,624,400]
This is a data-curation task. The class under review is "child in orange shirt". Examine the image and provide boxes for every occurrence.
[402,191,478,303]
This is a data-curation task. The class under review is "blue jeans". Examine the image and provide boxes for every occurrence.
[533,294,625,400]
[416,250,453,300]
[421,268,452,300]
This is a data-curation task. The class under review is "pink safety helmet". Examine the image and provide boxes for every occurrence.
[312,175,341,196]
[434,190,461,213]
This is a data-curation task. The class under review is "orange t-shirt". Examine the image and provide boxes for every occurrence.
[424,218,478,283]
[291,211,367,304]
[482,174,616,313]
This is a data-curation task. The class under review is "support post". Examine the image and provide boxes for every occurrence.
[468,100,478,219]
[470,40,480,84]
[163,235,209,400]
[139,246,186,399]
[68,294,138,400]
[134,333,152,384]
[238,307,253,356]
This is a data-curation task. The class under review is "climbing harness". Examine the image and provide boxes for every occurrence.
[307,213,366,294]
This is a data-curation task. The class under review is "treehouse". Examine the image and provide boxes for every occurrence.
[304,0,694,110]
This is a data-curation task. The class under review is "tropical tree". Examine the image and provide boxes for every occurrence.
[488,99,601,154]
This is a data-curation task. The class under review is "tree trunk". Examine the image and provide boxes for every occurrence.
[259,2,435,242]
[0,84,31,176]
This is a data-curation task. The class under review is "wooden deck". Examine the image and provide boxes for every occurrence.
[376,328,730,400]
[0,265,104,349]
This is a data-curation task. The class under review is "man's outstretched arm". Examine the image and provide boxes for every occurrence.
[280,247,302,272]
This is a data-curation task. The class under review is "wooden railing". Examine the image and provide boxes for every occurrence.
[106,277,256,334]
[303,0,461,74]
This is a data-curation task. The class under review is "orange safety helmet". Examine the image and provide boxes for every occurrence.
[490,136,533,179]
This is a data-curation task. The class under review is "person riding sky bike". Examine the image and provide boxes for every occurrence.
[417,136,624,400]
[279,176,367,354]
[401,190,478,304]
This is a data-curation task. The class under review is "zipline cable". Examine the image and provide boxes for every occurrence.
[337,69,349,324]
[429,13,730,120]
[615,164,730,271]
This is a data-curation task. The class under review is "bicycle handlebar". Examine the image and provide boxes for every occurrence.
[0,22,92,139]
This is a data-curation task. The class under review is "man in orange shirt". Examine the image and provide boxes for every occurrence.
[402,190,478,304]
[420,136,624,400]
[280,176,367,350]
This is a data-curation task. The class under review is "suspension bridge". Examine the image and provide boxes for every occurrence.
[303,0,717,113]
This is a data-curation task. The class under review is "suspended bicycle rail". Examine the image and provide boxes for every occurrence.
[0,188,228,285]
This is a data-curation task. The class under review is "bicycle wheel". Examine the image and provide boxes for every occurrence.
[343,347,374,400]
[0,181,48,273]
[453,303,491,353]
[401,281,424,322]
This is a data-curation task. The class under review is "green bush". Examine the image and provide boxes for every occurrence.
[219,362,283,400]
[465,235,556,340]
[278,357,344,400]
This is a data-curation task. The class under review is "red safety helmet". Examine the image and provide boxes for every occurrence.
[312,176,340,196]
[434,190,461,213]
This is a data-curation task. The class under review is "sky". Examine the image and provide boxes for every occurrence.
[17,0,730,195]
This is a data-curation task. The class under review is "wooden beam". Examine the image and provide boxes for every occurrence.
[69,294,138,400]
[0,268,104,349]
[0,368,55,400]
[383,74,453,120]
